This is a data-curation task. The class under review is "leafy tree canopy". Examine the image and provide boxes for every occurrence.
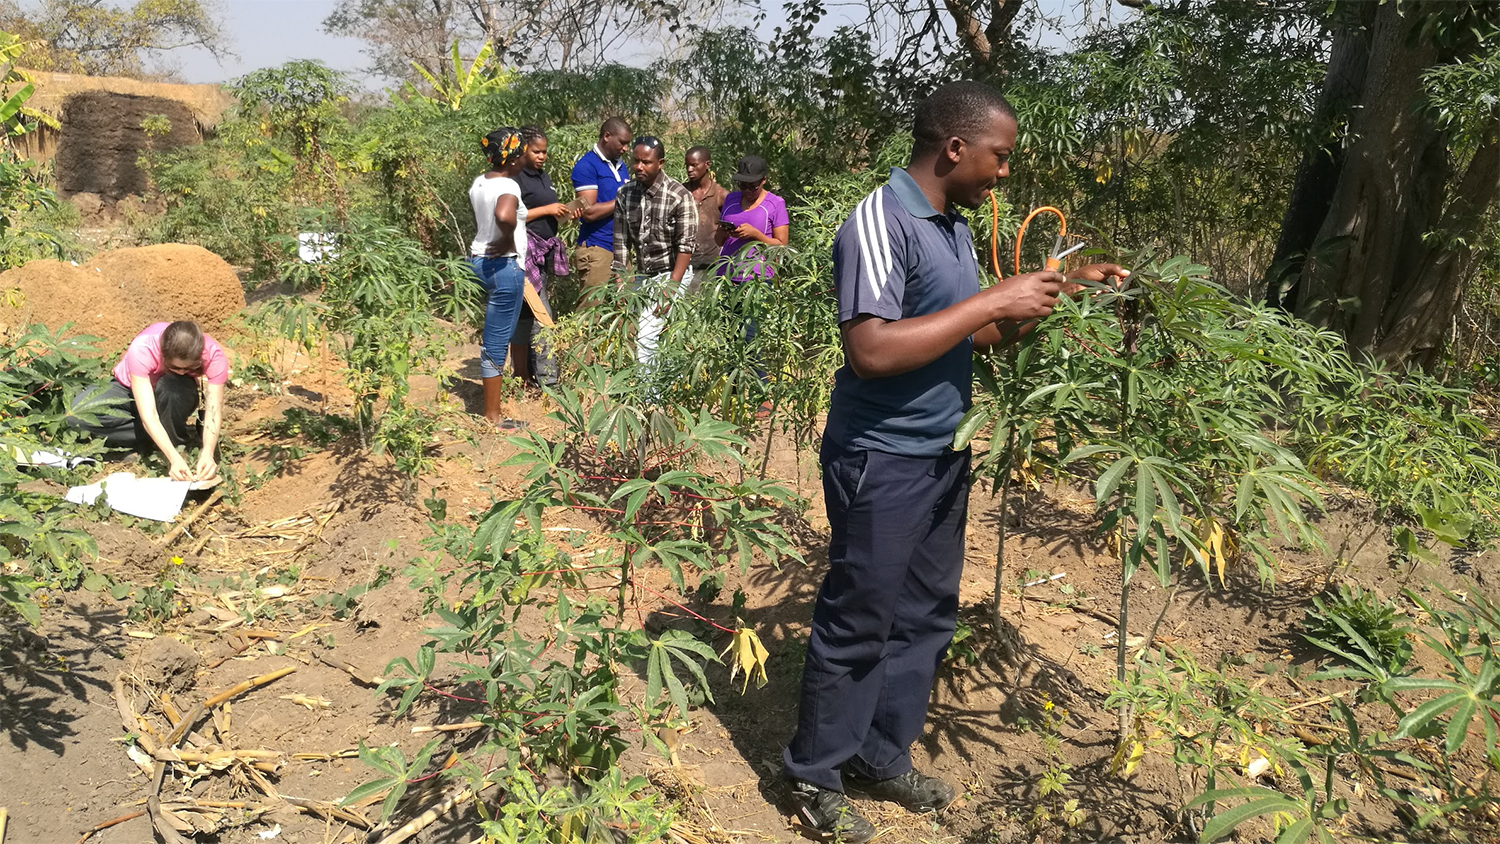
[0,0,226,80]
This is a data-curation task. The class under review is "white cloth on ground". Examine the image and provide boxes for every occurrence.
[9,444,97,469]
[65,472,190,522]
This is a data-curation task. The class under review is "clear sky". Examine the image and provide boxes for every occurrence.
[171,0,1119,88]
[173,1,370,86]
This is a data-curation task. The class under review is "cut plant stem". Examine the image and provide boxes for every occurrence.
[74,810,146,844]
[992,349,1021,641]
[757,393,780,479]
[166,666,298,748]
[1141,578,1180,653]
[993,471,1012,633]
[1115,520,1131,740]
[159,488,225,547]
[412,721,484,734]
[372,783,493,844]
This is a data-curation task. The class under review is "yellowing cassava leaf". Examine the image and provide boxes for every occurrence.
[723,627,770,692]
[1193,515,1236,586]
[1110,737,1145,777]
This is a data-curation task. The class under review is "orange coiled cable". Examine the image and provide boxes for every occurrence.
[994,198,1068,277]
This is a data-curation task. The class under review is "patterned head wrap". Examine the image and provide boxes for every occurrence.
[481,127,524,168]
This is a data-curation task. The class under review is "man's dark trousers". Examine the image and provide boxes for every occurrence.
[784,443,970,792]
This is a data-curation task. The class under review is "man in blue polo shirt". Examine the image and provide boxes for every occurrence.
[783,81,1128,841]
[571,117,632,300]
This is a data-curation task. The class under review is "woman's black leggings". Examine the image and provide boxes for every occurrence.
[65,374,199,451]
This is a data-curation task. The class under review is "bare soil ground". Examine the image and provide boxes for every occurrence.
[3,335,1496,844]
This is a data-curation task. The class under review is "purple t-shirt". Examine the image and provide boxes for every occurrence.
[718,190,789,282]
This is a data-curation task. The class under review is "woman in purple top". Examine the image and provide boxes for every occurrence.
[714,155,790,283]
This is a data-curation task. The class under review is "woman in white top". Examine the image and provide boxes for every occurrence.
[468,127,530,428]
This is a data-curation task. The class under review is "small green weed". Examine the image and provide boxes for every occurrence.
[1028,695,1085,839]
[311,566,392,620]
[119,573,187,627]
[945,618,981,670]
[1302,584,1412,673]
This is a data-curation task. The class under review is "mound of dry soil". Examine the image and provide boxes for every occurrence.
[0,244,245,355]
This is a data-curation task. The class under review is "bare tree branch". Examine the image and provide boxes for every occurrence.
[943,0,993,65]
[0,0,228,78]
[327,0,739,77]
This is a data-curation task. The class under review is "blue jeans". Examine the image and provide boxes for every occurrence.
[470,255,524,378]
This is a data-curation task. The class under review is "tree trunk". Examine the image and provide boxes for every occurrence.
[1292,3,1445,353]
[1263,2,1375,309]
[1274,1,1500,365]
[1375,128,1500,364]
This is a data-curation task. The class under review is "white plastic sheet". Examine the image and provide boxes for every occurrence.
[66,472,191,522]
[297,232,339,263]
[8,444,97,469]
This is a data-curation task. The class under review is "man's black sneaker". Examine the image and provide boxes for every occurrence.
[843,768,956,813]
[790,781,876,842]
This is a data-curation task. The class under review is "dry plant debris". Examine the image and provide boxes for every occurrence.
[109,667,371,842]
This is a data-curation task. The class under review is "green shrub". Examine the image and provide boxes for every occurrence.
[1303,584,1413,673]
[0,325,106,621]
[264,218,475,495]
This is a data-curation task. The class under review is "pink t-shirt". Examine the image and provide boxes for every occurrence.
[112,323,230,387]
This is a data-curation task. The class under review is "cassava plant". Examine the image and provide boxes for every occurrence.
[1110,583,1500,842]
[964,248,1327,736]
[1288,358,1500,543]
[501,363,805,611]
[368,517,673,840]
[263,217,479,494]
[1106,647,1345,843]
[542,158,869,460]
[0,325,105,622]
[1368,586,1500,829]
[363,375,806,838]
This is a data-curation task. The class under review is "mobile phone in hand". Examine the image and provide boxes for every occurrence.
[717,219,736,231]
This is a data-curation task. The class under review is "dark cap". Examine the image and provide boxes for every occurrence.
[731,155,769,184]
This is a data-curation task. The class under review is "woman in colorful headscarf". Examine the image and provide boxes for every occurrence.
[468,127,529,428]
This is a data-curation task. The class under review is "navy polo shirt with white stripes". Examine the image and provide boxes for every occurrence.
[823,167,982,458]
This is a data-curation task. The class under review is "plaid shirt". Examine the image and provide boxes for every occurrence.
[612,173,699,275]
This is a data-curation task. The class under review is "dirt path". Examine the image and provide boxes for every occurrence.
[4,340,1496,844]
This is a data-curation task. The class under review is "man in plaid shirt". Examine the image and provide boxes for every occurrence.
[612,136,698,372]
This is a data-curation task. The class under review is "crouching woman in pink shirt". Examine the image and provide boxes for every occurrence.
[67,321,227,481]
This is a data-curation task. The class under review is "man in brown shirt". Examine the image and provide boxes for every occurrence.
[685,146,728,290]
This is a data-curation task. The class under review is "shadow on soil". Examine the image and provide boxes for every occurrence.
[0,601,122,753]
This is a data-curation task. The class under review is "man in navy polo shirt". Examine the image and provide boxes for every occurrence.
[783,81,1128,841]
[571,117,631,300]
